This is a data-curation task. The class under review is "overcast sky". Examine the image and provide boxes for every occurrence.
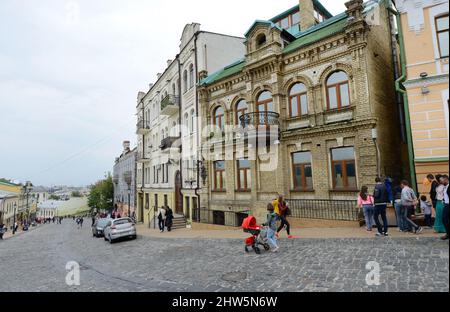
[0,0,348,187]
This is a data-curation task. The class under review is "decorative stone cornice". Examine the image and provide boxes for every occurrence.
[403,73,449,88]
[396,0,448,34]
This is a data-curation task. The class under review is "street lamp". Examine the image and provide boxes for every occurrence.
[123,171,132,218]
[22,181,33,225]
[12,202,17,235]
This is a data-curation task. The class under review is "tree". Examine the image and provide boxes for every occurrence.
[88,174,114,213]
[71,191,83,198]
[49,194,61,201]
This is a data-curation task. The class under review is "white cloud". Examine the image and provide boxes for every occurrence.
[0,0,348,186]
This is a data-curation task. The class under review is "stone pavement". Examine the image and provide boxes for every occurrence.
[0,220,448,292]
[136,224,444,240]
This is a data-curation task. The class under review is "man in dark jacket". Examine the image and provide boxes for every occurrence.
[373,177,389,236]
[428,174,439,209]
[440,175,450,240]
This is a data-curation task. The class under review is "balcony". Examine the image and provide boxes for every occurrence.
[160,95,180,116]
[136,119,150,135]
[136,152,150,163]
[159,136,180,153]
[239,111,280,143]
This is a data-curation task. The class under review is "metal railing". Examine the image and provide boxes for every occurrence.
[286,199,360,221]
[160,136,180,150]
[193,208,250,227]
[161,95,180,111]
[239,111,280,129]
[136,119,150,131]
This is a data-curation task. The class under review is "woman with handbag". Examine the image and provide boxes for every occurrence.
[358,186,375,233]
[276,195,293,239]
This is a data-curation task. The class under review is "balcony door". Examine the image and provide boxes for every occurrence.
[256,91,274,127]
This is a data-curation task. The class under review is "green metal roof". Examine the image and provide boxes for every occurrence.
[244,20,284,38]
[283,12,348,54]
[201,1,382,86]
[200,59,246,86]
[270,0,333,23]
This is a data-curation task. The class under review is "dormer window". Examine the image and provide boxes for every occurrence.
[256,34,267,48]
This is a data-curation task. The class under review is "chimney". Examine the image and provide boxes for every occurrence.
[299,0,315,31]
[123,141,130,153]
[345,0,364,23]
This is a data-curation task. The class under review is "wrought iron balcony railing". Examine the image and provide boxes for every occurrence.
[136,119,150,133]
[239,111,280,129]
[161,95,180,112]
[160,136,180,151]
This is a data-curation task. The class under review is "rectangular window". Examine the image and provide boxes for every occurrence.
[292,152,313,190]
[213,161,226,191]
[331,147,357,190]
[436,14,449,58]
[237,159,251,191]
[291,12,300,26]
[281,17,290,29]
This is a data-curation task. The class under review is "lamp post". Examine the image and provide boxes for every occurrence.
[12,202,17,235]
[123,171,132,218]
[22,181,33,224]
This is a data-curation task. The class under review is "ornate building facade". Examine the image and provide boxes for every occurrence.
[396,0,449,195]
[113,141,136,218]
[198,0,408,221]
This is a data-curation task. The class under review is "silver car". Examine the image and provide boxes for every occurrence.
[92,218,111,238]
[103,218,137,244]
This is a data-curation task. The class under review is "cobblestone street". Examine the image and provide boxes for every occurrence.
[0,221,448,292]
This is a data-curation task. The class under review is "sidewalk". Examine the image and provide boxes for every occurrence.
[1,224,43,240]
[136,224,444,240]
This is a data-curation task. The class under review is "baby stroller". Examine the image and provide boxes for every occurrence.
[242,216,270,254]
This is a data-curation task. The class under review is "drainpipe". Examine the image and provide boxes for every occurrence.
[193,32,201,220]
[386,0,418,192]
[177,54,183,212]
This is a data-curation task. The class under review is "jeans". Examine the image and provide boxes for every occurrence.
[158,218,165,232]
[363,205,375,230]
[395,202,406,231]
[443,204,450,237]
[277,215,291,235]
[402,205,419,231]
[267,228,278,248]
[424,214,433,227]
[374,204,389,234]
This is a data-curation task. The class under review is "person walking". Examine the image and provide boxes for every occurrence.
[440,175,449,240]
[434,175,447,233]
[401,180,423,234]
[358,186,375,232]
[428,174,439,211]
[420,195,433,228]
[79,217,84,229]
[263,203,279,253]
[276,195,293,239]
[157,207,166,233]
[0,223,5,240]
[165,206,174,232]
[393,185,406,232]
[373,177,389,237]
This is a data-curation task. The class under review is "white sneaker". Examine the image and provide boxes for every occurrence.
[271,247,280,253]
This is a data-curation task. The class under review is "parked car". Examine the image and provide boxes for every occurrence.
[103,218,137,244]
[92,218,112,238]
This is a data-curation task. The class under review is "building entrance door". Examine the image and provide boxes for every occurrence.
[175,171,183,215]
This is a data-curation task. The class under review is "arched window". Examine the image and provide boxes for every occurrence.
[235,100,248,125]
[326,71,350,110]
[183,70,188,93]
[257,91,273,112]
[184,113,189,136]
[190,109,195,134]
[213,106,225,131]
[289,83,308,118]
[189,64,194,89]
[256,34,266,48]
